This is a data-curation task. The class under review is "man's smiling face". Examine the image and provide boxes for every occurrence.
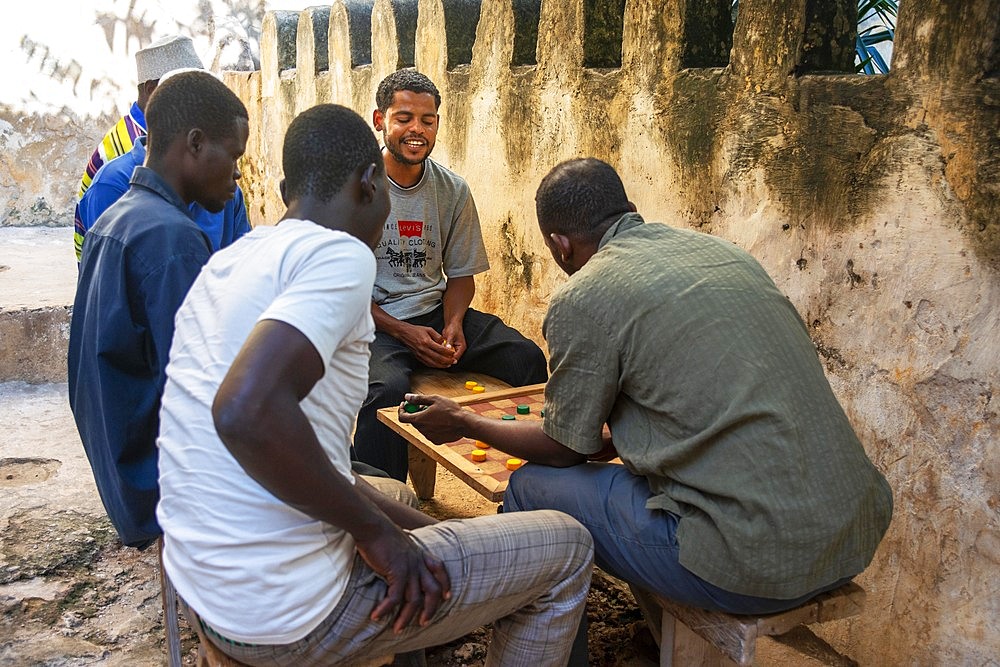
[376,89,439,167]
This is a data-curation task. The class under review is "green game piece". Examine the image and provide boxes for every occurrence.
[403,402,424,414]
[501,414,516,421]
[540,409,545,417]
[517,404,530,415]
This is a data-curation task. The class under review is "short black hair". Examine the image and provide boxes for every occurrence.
[145,71,248,157]
[282,104,382,202]
[376,69,441,112]
[535,158,631,239]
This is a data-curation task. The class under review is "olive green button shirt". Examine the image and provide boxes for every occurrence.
[541,213,892,599]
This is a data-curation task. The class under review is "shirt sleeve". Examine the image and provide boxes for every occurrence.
[441,189,490,278]
[260,232,376,365]
[541,293,620,455]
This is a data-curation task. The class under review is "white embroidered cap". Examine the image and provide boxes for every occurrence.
[135,35,204,83]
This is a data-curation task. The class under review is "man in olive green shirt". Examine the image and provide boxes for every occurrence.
[400,158,892,615]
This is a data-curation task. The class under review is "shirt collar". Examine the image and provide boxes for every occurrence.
[131,135,148,157]
[128,166,189,213]
[597,212,645,251]
[385,150,430,191]
[129,101,146,131]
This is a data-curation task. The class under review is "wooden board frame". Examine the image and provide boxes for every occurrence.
[377,383,546,503]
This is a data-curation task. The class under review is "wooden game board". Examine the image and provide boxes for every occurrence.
[377,383,546,503]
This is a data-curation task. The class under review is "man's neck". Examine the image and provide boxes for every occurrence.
[382,150,425,188]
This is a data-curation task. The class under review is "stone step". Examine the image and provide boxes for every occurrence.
[0,227,77,383]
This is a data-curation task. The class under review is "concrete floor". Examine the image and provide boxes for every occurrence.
[0,226,77,311]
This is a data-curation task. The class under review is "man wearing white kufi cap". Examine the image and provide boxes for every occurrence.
[73,35,208,260]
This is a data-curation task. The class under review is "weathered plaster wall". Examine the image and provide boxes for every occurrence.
[225,0,999,663]
[0,108,104,227]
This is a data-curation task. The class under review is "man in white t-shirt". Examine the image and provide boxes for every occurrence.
[354,69,549,482]
[156,104,593,665]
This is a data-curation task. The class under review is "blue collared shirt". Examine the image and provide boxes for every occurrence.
[76,136,251,259]
[68,166,213,548]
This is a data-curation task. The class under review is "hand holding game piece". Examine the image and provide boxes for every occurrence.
[440,321,466,364]
[402,401,427,414]
[397,323,456,368]
[399,392,468,444]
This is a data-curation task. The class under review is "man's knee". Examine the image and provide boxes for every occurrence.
[500,335,547,384]
[504,465,549,513]
[521,341,548,381]
[365,369,411,409]
[360,474,419,508]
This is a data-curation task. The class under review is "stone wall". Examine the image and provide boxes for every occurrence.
[0,108,104,227]
[224,0,999,663]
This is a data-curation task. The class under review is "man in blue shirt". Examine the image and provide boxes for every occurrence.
[77,135,251,255]
[68,71,250,549]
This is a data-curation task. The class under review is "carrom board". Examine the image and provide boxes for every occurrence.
[377,383,546,503]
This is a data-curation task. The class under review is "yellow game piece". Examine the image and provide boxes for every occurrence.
[465,380,478,390]
[475,440,491,449]
[472,385,486,393]
[471,449,487,462]
[506,458,523,471]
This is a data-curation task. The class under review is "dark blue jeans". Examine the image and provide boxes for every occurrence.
[505,462,852,615]
[354,306,547,481]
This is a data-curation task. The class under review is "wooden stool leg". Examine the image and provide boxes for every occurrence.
[659,613,676,667]
[671,619,734,666]
[158,539,183,667]
[407,446,437,499]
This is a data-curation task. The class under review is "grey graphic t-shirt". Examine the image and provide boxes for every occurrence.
[373,158,489,320]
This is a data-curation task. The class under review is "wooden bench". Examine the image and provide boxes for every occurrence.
[166,568,395,667]
[634,582,866,666]
[183,605,396,667]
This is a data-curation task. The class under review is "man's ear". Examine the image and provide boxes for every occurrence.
[372,109,384,132]
[359,163,378,203]
[279,178,288,206]
[549,232,572,263]
[138,79,158,105]
[186,128,206,156]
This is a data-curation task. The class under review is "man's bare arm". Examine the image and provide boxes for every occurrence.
[399,393,587,467]
[441,276,475,362]
[353,474,437,530]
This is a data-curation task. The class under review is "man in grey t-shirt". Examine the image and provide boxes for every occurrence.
[353,70,547,481]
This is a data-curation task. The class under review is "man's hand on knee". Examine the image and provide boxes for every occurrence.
[358,525,451,633]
